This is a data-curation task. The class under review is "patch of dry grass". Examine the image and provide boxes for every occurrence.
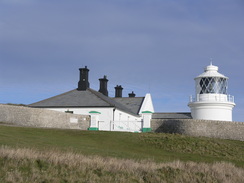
[0,146,243,183]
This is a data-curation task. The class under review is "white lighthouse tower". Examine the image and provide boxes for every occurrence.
[188,63,235,121]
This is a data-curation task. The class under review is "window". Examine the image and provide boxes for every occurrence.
[199,77,227,94]
[65,110,74,114]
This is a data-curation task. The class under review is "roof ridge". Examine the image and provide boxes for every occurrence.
[111,97,144,99]
[87,88,115,107]
[137,97,145,114]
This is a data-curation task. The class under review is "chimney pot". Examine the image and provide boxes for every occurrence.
[128,91,136,97]
[77,66,90,91]
[99,75,109,96]
[115,85,123,97]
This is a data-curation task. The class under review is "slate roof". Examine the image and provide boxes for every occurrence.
[112,97,145,115]
[29,88,142,117]
[152,113,192,119]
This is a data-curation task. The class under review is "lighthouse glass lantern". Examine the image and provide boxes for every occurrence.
[188,63,235,121]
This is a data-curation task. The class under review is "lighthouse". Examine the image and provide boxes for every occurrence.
[188,63,235,121]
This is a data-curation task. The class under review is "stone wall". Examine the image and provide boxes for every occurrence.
[0,104,90,130]
[1,104,243,141]
[151,119,244,141]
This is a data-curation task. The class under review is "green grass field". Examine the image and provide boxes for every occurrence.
[0,124,243,166]
[0,124,243,182]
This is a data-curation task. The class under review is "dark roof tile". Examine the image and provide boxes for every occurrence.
[112,97,144,115]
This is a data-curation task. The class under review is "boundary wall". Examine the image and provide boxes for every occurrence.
[1,104,243,141]
[0,104,89,130]
[151,119,244,141]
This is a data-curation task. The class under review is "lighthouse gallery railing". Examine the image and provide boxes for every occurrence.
[189,94,235,103]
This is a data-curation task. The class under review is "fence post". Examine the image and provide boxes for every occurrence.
[142,111,153,132]
[88,111,100,131]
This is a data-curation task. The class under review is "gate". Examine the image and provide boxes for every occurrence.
[98,121,111,131]
[98,120,143,132]
[111,120,142,132]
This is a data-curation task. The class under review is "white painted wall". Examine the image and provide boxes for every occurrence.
[142,113,152,128]
[114,109,141,121]
[188,102,235,121]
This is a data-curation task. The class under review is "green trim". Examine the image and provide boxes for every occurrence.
[142,111,153,114]
[89,111,101,114]
[142,128,152,132]
[88,127,99,131]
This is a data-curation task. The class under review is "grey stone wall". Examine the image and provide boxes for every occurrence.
[151,119,244,141]
[0,104,90,130]
[1,104,243,141]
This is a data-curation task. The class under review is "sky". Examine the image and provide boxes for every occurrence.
[0,0,244,121]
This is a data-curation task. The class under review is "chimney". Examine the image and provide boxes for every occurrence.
[99,75,108,96]
[128,91,136,97]
[77,66,90,91]
[115,85,123,97]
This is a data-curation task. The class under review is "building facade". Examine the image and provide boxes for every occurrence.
[29,66,154,132]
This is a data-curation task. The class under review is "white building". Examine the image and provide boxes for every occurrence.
[188,63,235,121]
[30,66,154,132]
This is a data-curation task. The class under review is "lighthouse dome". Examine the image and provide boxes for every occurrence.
[195,63,228,79]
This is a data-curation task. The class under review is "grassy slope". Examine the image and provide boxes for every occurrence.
[0,125,243,167]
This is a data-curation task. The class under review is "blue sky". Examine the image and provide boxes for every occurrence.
[0,0,244,121]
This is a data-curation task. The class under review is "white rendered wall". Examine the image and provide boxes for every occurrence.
[188,102,235,121]
[113,109,141,121]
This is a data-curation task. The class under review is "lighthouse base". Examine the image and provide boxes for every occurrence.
[188,101,235,121]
